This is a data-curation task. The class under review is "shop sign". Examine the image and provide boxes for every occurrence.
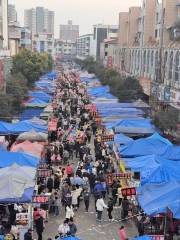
[149,235,164,240]
[38,163,49,169]
[106,173,132,185]
[100,134,114,142]
[121,187,136,196]
[37,169,52,178]
[16,212,29,225]
[32,196,49,203]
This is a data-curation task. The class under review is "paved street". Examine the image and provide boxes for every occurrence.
[44,198,138,240]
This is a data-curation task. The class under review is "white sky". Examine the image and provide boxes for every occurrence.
[9,0,141,37]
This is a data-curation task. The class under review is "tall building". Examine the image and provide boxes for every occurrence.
[92,24,118,61]
[8,4,17,24]
[59,20,79,41]
[76,34,93,60]
[24,7,54,35]
[24,8,36,35]
[0,0,8,50]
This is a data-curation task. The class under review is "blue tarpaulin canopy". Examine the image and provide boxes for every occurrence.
[29,91,51,102]
[0,187,34,203]
[96,102,134,109]
[47,71,57,79]
[0,120,47,134]
[20,108,44,121]
[114,133,134,145]
[0,151,39,167]
[138,181,180,219]
[120,132,172,157]
[99,108,144,118]
[160,145,180,160]
[88,86,117,99]
[132,236,152,240]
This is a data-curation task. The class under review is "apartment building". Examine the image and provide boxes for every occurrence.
[76,34,93,60]
[32,33,54,57]
[55,39,76,60]
[107,0,180,110]
[59,20,79,42]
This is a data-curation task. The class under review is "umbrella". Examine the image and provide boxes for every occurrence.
[17,130,48,142]
[71,176,84,186]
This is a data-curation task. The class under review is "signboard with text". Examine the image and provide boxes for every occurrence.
[32,196,49,203]
[106,173,132,185]
[121,187,136,197]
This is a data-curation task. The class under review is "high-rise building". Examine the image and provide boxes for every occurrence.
[0,0,8,50]
[59,20,79,41]
[24,8,36,35]
[8,4,17,24]
[24,7,54,35]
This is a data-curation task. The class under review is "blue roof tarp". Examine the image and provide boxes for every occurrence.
[88,86,117,99]
[29,91,51,102]
[138,181,180,219]
[0,151,39,167]
[0,187,34,203]
[160,145,180,160]
[99,108,144,118]
[96,102,134,109]
[62,237,81,240]
[47,71,57,79]
[0,120,47,134]
[20,108,44,121]
[120,133,172,157]
[114,133,134,145]
[132,236,152,240]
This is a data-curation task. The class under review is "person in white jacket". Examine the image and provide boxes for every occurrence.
[96,196,108,221]
[65,205,74,220]
[58,219,70,237]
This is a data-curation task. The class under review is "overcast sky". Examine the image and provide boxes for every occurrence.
[9,0,141,37]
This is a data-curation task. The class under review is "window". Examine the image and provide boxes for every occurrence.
[155,29,158,38]
[155,51,159,81]
[151,51,154,74]
[143,50,146,73]
[168,51,173,80]
[174,51,180,82]
[164,51,168,79]
[147,51,150,74]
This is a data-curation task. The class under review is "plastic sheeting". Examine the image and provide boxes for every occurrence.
[0,150,39,167]
[99,108,144,118]
[96,102,134,109]
[160,145,180,160]
[0,187,34,203]
[132,236,152,240]
[120,133,172,157]
[29,91,51,103]
[0,164,36,199]
[24,98,48,108]
[138,181,180,219]
[11,140,44,158]
[114,133,134,145]
[0,120,47,134]
[20,108,44,121]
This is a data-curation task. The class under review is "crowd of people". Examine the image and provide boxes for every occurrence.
[28,71,132,240]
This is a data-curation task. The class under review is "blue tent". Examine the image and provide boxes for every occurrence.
[0,187,34,203]
[29,91,51,102]
[138,181,180,219]
[160,145,180,160]
[96,102,134,109]
[120,133,172,157]
[47,71,57,80]
[141,159,180,184]
[0,151,39,167]
[20,108,44,121]
[63,237,81,240]
[0,120,47,135]
[114,133,134,145]
[132,236,152,240]
[99,108,144,118]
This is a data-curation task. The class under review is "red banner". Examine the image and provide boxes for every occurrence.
[32,196,49,203]
[37,169,52,178]
[121,187,136,197]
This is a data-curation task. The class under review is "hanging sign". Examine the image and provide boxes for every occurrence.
[37,169,52,178]
[16,212,29,225]
[32,196,49,203]
[106,173,132,185]
[149,235,164,240]
[121,187,136,196]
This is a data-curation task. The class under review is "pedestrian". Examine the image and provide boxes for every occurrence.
[96,196,108,221]
[35,214,44,240]
[121,197,129,219]
[65,205,74,220]
[119,226,128,240]
[58,220,70,238]
[68,218,77,237]
[107,197,114,221]
[71,186,78,210]
[47,176,54,193]
[83,188,90,212]
[24,229,32,240]
[54,196,60,216]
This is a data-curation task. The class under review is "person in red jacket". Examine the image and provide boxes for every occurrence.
[119,226,128,240]
[66,163,73,177]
